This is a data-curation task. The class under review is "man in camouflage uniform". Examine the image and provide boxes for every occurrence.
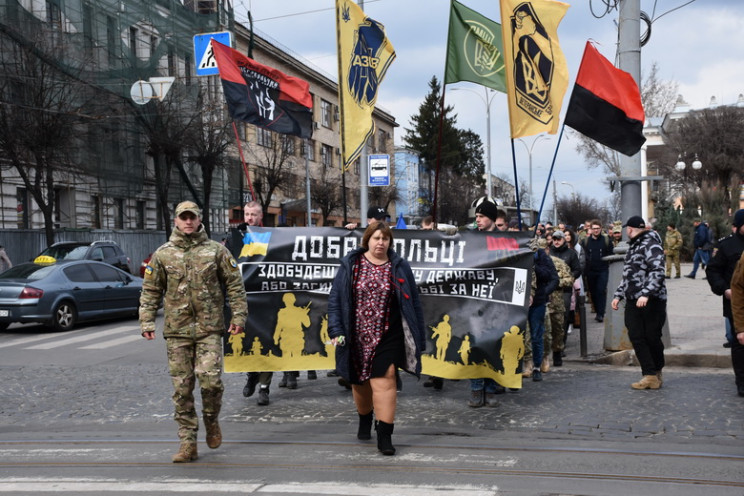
[542,239,574,373]
[663,222,683,278]
[140,201,247,463]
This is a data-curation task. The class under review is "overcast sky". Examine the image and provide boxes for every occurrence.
[235,0,743,208]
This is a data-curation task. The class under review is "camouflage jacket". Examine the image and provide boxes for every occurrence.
[548,255,574,312]
[663,228,682,252]
[613,229,667,302]
[139,225,248,337]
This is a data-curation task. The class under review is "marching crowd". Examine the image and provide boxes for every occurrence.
[139,199,744,462]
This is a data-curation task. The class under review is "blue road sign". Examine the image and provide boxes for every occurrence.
[194,31,232,76]
[368,154,390,187]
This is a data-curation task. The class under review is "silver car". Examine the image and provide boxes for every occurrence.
[0,260,143,331]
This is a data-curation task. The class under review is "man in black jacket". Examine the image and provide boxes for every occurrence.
[706,209,744,396]
[581,219,613,322]
[611,216,667,390]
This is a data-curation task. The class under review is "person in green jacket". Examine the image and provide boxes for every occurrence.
[664,222,683,278]
[139,201,247,463]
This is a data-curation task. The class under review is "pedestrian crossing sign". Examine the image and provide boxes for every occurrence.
[193,31,232,76]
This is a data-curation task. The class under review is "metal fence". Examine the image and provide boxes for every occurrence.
[0,229,229,274]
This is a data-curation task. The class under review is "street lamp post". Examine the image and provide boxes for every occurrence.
[560,181,575,199]
[516,135,549,212]
[451,87,497,198]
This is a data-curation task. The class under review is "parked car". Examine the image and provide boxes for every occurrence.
[34,241,132,274]
[0,260,143,331]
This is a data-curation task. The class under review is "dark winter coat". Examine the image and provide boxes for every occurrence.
[327,247,426,383]
[549,242,582,281]
[706,231,744,321]
[531,249,559,307]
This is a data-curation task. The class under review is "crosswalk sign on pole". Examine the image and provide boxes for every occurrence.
[194,31,232,76]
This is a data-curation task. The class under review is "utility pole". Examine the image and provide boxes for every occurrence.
[618,0,642,222]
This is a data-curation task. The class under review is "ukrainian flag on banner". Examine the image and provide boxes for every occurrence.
[336,0,395,170]
[240,231,272,258]
[499,0,569,138]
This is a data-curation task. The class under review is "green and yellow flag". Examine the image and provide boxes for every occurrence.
[499,0,569,138]
[336,0,395,170]
[444,0,506,93]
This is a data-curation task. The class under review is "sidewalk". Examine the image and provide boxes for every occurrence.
[569,262,732,368]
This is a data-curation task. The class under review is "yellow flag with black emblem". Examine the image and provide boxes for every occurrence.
[499,0,569,138]
[336,0,395,171]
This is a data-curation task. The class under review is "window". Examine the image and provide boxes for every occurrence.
[83,4,94,58]
[106,16,117,65]
[64,265,97,283]
[46,0,62,30]
[281,136,295,155]
[321,99,333,128]
[167,47,176,77]
[16,188,28,229]
[256,127,273,147]
[321,144,333,168]
[301,140,316,161]
[136,200,146,229]
[129,27,138,58]
[149,35,158,58]
[114,198,124,228]
[92,195,102,228]
[90,263,125,283]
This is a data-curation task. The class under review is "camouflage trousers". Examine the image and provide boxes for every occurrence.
[665,251,681,277]
[166,333,224,442]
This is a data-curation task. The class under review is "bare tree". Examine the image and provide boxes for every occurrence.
[250,134,296,218]
[555,193,610,229]
[135,82,202,238]
[186,89,233,234]
[660,105,744,217]
[0,31,93,245]
[311,167,343,226]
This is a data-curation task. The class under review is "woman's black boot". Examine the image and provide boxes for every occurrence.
[375,420,396,455]
[357,411,373,440]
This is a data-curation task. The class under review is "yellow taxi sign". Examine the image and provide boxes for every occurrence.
[34,255,57,265]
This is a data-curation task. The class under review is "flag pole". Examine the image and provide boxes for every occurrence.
[232,122,256,202]
[358,0,368,228]
[509,138,523,230]
[335,0,348,225]
[534,124,566,228]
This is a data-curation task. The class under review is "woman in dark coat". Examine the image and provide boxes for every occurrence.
[327,222,426,455]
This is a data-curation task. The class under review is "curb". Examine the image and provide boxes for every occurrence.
[581,350,731,369]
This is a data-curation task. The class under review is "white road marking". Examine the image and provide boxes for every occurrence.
[0,479,498,495]
[79,334,142,349]
[24,325,136,350]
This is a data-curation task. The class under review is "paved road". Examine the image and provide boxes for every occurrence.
[0,261,742,494]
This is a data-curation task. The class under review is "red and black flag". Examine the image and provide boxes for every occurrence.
[212,41,313,139]
[564,41,646,156]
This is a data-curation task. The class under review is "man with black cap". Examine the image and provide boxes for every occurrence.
[345,206,389,230]
[474,200,507,232]
[705,209,744,394]
[468,200,510,406]
[611,215,667,390]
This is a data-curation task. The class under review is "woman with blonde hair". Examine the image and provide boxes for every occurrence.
[327,222,425,455]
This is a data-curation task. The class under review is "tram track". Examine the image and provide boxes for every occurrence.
[1,438,742,490]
